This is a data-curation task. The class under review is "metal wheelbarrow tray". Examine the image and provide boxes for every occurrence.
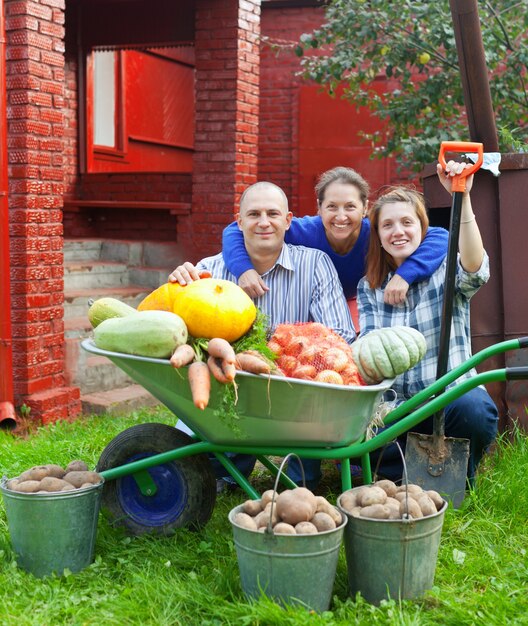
[82,339,394,448]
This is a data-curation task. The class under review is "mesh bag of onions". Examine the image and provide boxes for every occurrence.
[267,322,365,386]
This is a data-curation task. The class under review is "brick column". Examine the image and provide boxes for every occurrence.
[189,0,260,260]
[5,0,80,423]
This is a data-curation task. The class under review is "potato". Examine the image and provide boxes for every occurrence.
[43,464,66,479]
[399,497,423,519]
[310,512,336,532]
[374,479,397,497]
[261,489,275,508]
[61,483,76,492]
[243,499,263,516]
[416,494,437,517]
[276,488,316,525]
[63,470,101,488]
[12,480,41,493]
[5,478,19,491]
[315,496,342,524]
[273,522,296,535]
[295,521,318,534]
[39,477,71,492]
[234,512,258,531]
[359,504,391,520]
[396,483,423,496]
[349,506,362,518]
[425,490,445,511]
[359,486,387,507]
[339,490,360,513]
[65,460,89,473]
[394,491,418,503]
[254,509,277,529]
[18,466,50,482]
[385,497,401,518]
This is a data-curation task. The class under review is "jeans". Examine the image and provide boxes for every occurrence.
[370,386,499,483]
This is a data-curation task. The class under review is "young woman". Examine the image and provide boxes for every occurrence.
[358,161,498,482]
[222,167,449,329]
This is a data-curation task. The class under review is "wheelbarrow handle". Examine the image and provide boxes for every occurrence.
[438,141,484,193]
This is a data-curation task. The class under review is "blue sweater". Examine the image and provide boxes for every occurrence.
[222,216,448,299]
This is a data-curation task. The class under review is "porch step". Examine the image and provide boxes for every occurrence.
[63,238,180,412]
[64,286,150,319]
[81,384,161,416]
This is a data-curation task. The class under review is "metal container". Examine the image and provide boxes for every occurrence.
[1,478,104,578]
[337,488,447,604]
[229,503,347,612]
[82,339,393,447]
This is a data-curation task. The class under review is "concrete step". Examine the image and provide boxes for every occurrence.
[64,260,131,290]
[66,338,133,393]
[64,286,149,319]
[63,238,103,262]
[129,266,170,289]
[64,238,184,269]
[81,384,161,416]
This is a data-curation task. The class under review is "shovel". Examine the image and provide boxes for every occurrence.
[405,141,484,508]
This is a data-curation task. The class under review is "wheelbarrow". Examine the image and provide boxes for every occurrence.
[81,337,528,536]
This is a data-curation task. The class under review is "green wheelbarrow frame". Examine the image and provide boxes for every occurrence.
[86,337,528,502]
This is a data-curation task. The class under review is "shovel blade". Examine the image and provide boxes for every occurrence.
[405,432,470,509]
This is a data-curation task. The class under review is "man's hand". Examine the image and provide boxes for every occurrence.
[239,269,269,298]
[383,274,409,306]
[169,262,202,285]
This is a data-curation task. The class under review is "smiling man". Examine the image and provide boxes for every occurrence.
[169,181,356,490]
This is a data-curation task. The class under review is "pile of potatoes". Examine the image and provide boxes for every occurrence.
[233,486,343,534]
[339,480,445,520]
[4,461,103,494]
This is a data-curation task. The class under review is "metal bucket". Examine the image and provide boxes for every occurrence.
[229,503,347,612]
[337,489,447,604]
[0,478,104,578]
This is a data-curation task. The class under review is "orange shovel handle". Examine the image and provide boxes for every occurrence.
[438,141,484,193]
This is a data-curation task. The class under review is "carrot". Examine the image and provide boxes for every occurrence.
[222,360,237,382]
[170,344,196,369]
[207,356,231,384]
[236,352,272,375]
[188,361,211,410]
[207,337,236,364]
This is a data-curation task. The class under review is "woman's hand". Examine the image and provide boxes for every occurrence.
[384,274,410,306]
[239,269,269,298]
[436,161,474,195]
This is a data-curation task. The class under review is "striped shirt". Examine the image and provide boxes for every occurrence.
[357,252,490,398]
[197,244,356,343]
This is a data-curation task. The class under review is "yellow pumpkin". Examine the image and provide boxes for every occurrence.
[137,282,184,312]
[172,278,256,341]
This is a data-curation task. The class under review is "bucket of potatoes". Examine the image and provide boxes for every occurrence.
[228,454,347,612]
[1,460,104,577]
[337,479,448,604]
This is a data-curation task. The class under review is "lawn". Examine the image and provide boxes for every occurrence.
[0,406,527,626]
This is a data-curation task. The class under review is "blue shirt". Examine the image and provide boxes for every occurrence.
[197,244,357,343]
[223,216,449,299]
[357,253,490,398]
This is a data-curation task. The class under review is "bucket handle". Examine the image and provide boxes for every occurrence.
[373,440,416,522]
[265,452,306,535]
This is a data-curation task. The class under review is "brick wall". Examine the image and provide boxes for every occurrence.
[259,6,322,206]
[5,0,80,422]
[63,173,192,241]
[189,0,260,261]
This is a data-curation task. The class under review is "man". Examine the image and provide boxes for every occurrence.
[170,181,356,489]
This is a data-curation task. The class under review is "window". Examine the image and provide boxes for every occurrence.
[85,46,195,173]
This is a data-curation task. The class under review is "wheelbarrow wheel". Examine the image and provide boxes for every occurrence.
[96,423,216,536]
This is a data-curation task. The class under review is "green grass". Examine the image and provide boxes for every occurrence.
[0,407,527,626]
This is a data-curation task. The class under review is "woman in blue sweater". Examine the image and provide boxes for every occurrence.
[222,167,448,329]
